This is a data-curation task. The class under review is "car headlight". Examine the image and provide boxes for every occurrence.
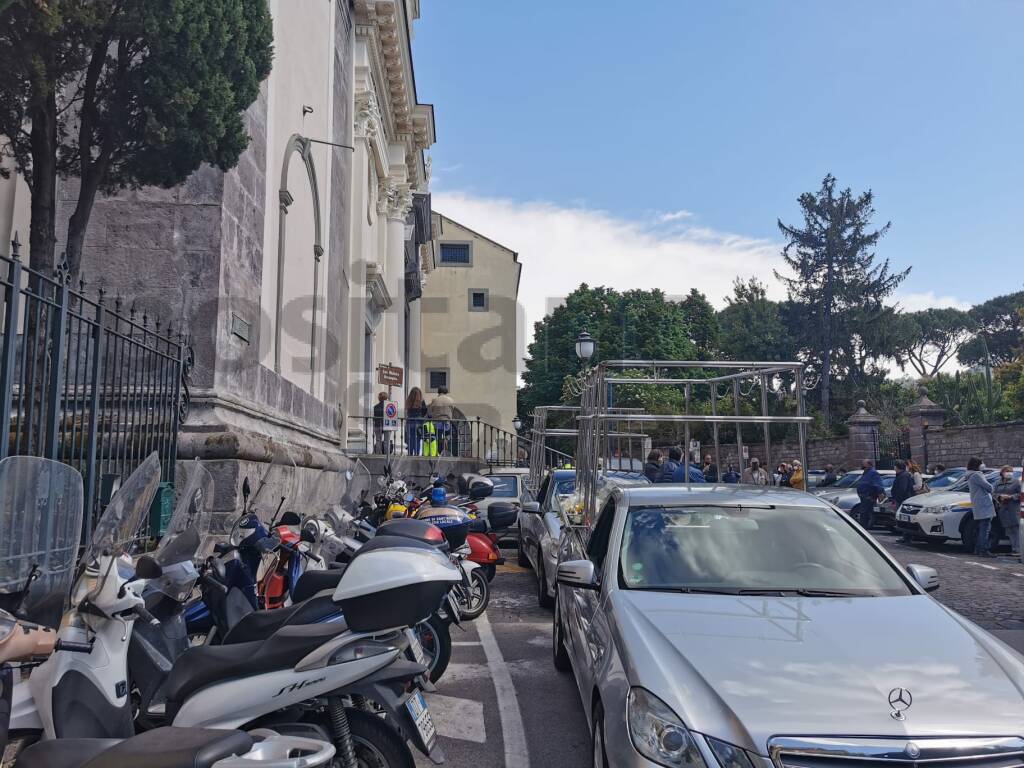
[627,688,707,768]
[707,737,755,768]
[940,504,970,515]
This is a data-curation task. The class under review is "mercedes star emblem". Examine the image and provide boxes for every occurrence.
[888,687,913,720]
[905,743,921,759]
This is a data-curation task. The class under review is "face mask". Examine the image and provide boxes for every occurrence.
[1002,472,1012,480]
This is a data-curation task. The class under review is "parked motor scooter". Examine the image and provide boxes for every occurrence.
[18,453,457,767]
[0,454,334,767]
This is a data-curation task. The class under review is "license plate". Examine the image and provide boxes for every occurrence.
[405,689,437,747]
[897,513,912,522]
[405,627,427,667]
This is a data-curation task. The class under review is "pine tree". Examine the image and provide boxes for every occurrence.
[775,174,908,426]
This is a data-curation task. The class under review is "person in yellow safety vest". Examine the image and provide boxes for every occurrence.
[421,421,438,457]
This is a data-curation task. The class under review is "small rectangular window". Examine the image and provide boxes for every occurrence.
[469,289,489,311]
[427,368,449,391]
[440,243,471,265]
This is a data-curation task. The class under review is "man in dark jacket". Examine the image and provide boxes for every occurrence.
[701,455,718,483]
[890,460,915,508]
[820,464,838,488]
[854,459,886,528]
[643,449,662,482]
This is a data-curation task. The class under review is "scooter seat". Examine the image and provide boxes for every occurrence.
[165,622,346,708]
[291,567,346,603]
[18,727,252,768]
[222,589,345,644]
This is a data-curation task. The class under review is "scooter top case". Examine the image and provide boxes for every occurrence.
[415,507,471,550]
[333,544,460,633]
[484,501,519,532]
[376,517,450,553]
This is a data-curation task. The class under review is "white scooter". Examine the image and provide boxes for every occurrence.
[15,453,461,766]
[0,455,333,768]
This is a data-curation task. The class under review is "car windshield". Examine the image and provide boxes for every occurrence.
[928,469,965,489]
[834,472,862,488]
[619,504,911,596]
[880,476,896,489]
[948,470,1015,492]
[487,475,519,497]
[555,479,576,496]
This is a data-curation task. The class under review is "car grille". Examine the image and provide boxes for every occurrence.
[771,737,1024,768]
[900,503,923,515]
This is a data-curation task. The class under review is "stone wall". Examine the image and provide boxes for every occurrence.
[921,422,1024,469]
[705,436,847,472]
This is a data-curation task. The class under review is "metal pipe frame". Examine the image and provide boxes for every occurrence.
[575,360,810,518]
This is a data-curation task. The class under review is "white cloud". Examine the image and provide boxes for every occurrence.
[431,191,974,378]
[890,291,971,313]
[433,191,785,373]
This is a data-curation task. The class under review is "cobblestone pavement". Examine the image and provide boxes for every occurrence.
[872,529,1024,630]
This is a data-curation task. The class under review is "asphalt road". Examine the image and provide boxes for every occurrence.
[418,534,1024,768]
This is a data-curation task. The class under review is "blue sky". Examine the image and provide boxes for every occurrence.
[413,0,1023,336]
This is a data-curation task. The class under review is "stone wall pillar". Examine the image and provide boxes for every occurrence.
[847,400,882,469]
[905,386,946,470]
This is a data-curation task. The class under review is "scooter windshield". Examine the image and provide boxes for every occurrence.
[342,458,373,513]
[154,459,215,567]
[0,457,84,626]
[83,452,162,565]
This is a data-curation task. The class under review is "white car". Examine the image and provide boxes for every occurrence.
[895,468,1022,550]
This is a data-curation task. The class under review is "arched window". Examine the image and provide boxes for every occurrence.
[274,134,324,395]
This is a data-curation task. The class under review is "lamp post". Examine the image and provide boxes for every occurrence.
[575,330,595,365]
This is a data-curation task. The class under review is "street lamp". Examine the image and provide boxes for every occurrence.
[575,331,595,364]
[512,416,522,432]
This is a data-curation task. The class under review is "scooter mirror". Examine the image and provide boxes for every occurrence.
[242,477,251,506]
[134,555,163,580]
[345,469,354,482]
[300,527,317,544]
[377,476,386,488]
[279,511,301,526]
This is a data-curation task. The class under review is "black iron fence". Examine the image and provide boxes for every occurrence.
[353,415,573,469]
[1,239,189,533]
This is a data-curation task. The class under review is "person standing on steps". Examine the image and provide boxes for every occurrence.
[742,458,770,485]
[405,387,428,456]
[966,456,996,557]
[373,392,392,455]
[428,386,456,456]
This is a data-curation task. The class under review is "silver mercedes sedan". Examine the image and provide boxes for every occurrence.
[553,484,1024,768]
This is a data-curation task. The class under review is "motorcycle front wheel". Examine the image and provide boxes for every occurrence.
[458,568,490,620]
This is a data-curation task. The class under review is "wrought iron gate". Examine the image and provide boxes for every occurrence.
[874,430,910,470]
[1,239,189,531]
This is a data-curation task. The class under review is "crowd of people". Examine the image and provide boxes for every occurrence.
[372,385,459,457]
[642,449,809,490]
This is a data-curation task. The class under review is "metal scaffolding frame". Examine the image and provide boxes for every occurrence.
[527,404,647,492]
[575,360,813,516]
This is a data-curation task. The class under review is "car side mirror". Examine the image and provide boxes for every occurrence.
[557,559,599,591]
[907,564,939,592]
[523,501,541,514]
[134,555,163,580]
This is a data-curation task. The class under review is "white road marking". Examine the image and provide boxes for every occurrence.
[477,610,531,768]
[451,641,482,647]
[424,693,487,743]
[935,553,958,560]
[965,560,1000,571]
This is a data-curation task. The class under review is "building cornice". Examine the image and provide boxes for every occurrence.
[366,262,393,310]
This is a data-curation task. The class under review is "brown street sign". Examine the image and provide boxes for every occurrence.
[378,365,404,387]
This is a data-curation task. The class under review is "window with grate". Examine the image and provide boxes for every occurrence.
[469,289,489,311]
[427,368,449,391]
[440,243,471,265]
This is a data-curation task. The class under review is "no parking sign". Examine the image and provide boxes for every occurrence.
[383,400,399,431]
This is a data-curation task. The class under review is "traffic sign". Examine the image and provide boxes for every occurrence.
[383,400,399,431]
